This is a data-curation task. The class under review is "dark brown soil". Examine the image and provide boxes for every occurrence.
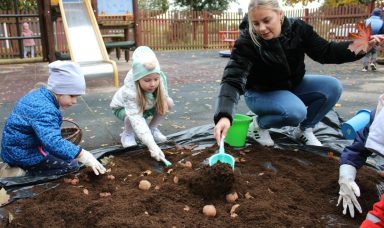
[189,162,235,199]
[3,144,382,227]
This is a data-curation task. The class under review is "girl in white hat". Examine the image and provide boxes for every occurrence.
[110,46,174,163]
[1,61,106,176]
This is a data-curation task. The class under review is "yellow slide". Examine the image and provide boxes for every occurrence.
[59,0,119,87]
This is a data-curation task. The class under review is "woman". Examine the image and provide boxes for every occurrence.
[214,0,384,147]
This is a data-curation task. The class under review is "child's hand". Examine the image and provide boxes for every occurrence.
[148,144,165,161]
[78,150,106,175]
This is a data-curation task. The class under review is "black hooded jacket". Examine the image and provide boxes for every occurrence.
[214,16,363,124]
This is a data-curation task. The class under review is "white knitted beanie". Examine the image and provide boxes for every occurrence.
[47,61,86,95]
[132,46,161,81]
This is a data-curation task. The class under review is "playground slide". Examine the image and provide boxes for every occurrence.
[59,0,118,87]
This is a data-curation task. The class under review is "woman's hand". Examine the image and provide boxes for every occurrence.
[368,34,384,51]
[214,117,231,145]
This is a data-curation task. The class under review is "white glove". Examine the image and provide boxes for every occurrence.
[148,143,165,162]
[337,164,362,218]
[78,150,106,175]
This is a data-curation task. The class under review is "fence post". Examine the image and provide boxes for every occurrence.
[304,8,309,23]
[203,11,208,49]
[38,0,48,61]
[12,0,23,58]
[133,0,140,47]
[41,0,56,62]
[367,2,374,16]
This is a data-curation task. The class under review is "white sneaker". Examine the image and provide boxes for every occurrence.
[248,116,274,146]
[371,63,377,71]
[150,128,167,143]
[294,128,322,146]
[120,131,137,147]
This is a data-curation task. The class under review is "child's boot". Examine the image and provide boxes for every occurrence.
[120,131,137,147]
[121,116,137,147]
[150,128,167,143]
[149,112,167,143]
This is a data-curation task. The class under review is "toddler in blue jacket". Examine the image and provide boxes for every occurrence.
[1,61,106,176]
[337,95,384,221]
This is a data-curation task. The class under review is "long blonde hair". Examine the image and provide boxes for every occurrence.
[135,79,168,115]
[248,0,283,47]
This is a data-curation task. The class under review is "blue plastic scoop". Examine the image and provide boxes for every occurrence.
[160,157,172,167]
[208,137,235,170]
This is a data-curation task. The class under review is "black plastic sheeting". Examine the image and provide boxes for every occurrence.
[1,109,384,206]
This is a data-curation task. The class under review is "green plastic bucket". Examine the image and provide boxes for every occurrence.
[225,114,253,147]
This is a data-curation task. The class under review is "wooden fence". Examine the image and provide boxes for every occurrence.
[137,10,244,50]
[138,5,369,50]
[0,9,42,59]
[0,4,373,59]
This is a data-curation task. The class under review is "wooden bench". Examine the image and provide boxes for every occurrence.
[104,41,136,61]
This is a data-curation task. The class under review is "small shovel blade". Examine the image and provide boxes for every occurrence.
[160,157,172,167]
[208,154,235,169]
[208,137,235,170]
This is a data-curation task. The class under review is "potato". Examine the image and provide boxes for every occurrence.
[184,161,192,168]
[139,180,151,190]
[70,178,79,185]
[226,192,238,203]
[202,205,216,217]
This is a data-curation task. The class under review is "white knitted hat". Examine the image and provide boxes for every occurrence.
[47,61,86,95]
[132,46,161,81]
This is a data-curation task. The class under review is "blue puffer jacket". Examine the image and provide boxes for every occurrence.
[340,110,375,169]
[366,16,384,35]
[1,87,81,167]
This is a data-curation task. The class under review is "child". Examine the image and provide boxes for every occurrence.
[361,8,384,72]
[337,94,384,222]
[21,22,35,58]
[110,46,174,162]
[1,61,106,176]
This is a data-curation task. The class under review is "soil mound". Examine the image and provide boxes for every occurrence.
[3,144,382,227]
[189,162,235,199]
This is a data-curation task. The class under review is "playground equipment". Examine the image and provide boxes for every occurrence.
[59,0,119,87]
[218,30,239,58]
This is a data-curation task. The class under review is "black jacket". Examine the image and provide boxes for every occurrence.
[214,16,363,124]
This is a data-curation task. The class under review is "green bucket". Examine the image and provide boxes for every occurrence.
[225,114,253,147]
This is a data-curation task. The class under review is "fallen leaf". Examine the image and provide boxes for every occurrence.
[0,188,10,206]
[348,22,371,54]
[173,176,179,184]
[327,151,339,161]
[99,192,111,197]
[230,204,240,214]
[245,192,254,199]
[335,103,342,108]
[141,170,152,176]
[9,212,14,223]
